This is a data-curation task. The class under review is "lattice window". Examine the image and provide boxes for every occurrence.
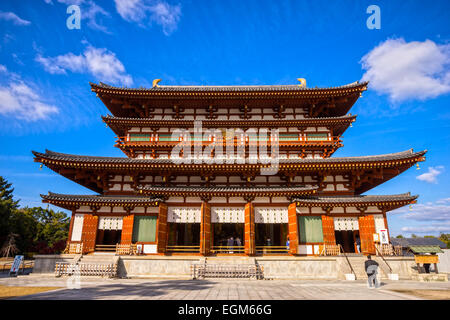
[98,216,123,230]
[334,217,359,231]
[254,207,288,223]
[168,207,201,223]
[211,207,245,223]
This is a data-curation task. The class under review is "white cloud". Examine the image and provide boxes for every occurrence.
[0,79,59,121]
[361,38,450,102]
[392,198,450,222]
[391,198,450,236]
[0,11,31,26]
[416,166,444,184]
[401,223,450,234]
[36,46,133,86]
[115,0,181,35]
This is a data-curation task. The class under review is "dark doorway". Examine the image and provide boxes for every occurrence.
[213,223,244,247]
[167,223,200,246]
[255,224,288,246]
[96,229,122,246]
[335,230,359,253]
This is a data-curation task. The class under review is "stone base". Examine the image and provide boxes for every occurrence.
[32,254,420,280]
[411,273,448,282]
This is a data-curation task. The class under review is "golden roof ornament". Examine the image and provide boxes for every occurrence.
[297,78,306,88]
[152,79,162,88]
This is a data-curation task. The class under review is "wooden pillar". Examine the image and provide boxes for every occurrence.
[67,210,76,244]
[288,202,298,255]
[244,201,255,256]
[157,203,168,254]
[200,201,211,256]
[81,214,98,253]
[321,215,336,245]
[121,213,134,244]
[359,215,376,255]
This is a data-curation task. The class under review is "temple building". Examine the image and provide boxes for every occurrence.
[33,79,426,257]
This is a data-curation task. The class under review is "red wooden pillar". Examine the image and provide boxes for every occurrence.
[244,201,255,256]
[321,215,336,245]
[288,202,298,255]
[81,214,98,253]
[121,214,134,244]
[157,203,168,253]
[359,215,376,254]
[200,201,211,256]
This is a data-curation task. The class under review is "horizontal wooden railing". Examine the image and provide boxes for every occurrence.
[191,264,263,279]
[211,246,245,254]
[166,245,200,253]
[95,244,117,252]
[255,246,289,254]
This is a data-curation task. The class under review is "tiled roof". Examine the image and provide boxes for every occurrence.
[42,192,163,204]
[391,238,447,249]
[91,81,368,93]
[32,149,426,166]
[291,193,417,204]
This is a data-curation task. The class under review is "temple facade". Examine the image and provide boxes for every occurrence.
[33,79,426,256]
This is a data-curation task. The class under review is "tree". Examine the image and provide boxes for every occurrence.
[25,206,70,247]
[1,233,19,257]
[396,235,404,238]
[438,234,450,249]
[0,176,19,244]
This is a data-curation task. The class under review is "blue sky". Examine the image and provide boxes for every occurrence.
[0,0,449,237]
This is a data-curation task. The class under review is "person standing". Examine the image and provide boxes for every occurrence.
[355,236,361,253]
[286,236,290,251]
[227,236,234,253]
[365,255,380,288]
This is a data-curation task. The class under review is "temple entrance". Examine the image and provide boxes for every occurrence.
[167,223,200,253]
[335,230,359,253]
[255,224,289,254]
[212,223,244,254]
[96,230,122,246]
[95,216,123,252]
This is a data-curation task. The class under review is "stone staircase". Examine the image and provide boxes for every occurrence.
[337,255,398,280]
[192,256,262,279]
[55,253,119,277]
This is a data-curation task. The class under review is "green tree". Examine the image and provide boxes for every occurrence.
[438,234,450,249]
[8,208,38,253]
[26,207,70,247]
[0,176,19,244]
[396,235,404,238]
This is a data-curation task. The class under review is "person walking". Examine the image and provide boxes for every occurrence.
[364,255,379,288]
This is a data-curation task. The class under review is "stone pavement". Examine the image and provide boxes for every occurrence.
[1,275,449,300]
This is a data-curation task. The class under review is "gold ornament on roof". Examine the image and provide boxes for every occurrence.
[152,79,162,88]
[297,78,306,88]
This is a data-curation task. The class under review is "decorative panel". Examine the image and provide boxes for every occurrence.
[334,217,359,231]
[359,215,376,254]
[168,206,201,223]
[321,215,336,245]
[81,214,98,253]
[71,214,84,242]
[98,216,123,230]
[211,207,245,223]
[121,215,134,244]
[254,207,288,224]
[373,214,385,234]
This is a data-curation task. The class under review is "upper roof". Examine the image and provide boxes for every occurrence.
[91,81,368,118]
[91,81,368,95]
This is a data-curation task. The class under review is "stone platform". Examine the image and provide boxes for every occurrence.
[32,254,421,280]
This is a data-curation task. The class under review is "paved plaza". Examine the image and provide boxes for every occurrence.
[0,274,449,300]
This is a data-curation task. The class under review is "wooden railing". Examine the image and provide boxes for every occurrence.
[374,245,393,274]
[115,243,137,255]
[211,246,244,254]
[255,246,289,254]
[95,244,116,252]
[64,242,84,254]
[117,137,342,148]
[320,244,341,256]
[338,244,357,279]
[166,245,200,253]
[375,244,402,256]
